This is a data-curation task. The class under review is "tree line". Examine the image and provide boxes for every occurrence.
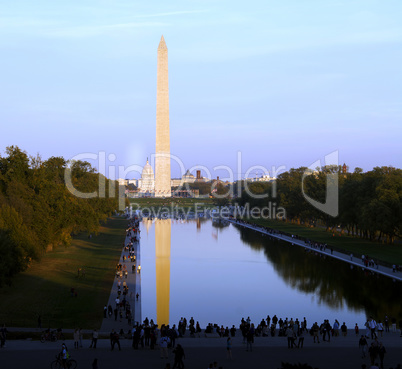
[237,165,402,244]
[0,146,125,286]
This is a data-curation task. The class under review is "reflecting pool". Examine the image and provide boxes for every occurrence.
[140,218,402,328]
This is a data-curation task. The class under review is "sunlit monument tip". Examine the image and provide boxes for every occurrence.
[155,35,171,197]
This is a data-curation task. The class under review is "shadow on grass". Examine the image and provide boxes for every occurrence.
[0,217,128,329]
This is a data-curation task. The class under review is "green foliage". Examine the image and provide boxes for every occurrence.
[212,182,231,207]
[0,146,124,286]
[238,165,402,244]
[188,181,213,195]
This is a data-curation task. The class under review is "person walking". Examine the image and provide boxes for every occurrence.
[79,328,83,348]
[359,335,368,358]
[378,342,386,369]
[110,329,121,351]
[226,336,232,359]
[73,329,79,349]
[172,344,185,369]
[369,318,377,340]
[369,342,379,366]
[89,329,98,349]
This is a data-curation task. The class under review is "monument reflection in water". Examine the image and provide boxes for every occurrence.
[155,219,171,327]
[141,219,402,327]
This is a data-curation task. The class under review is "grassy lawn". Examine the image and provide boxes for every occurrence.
[0,217,127,329]
[247,218,402,265]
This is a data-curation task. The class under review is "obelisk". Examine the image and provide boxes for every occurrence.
[155,35,171,197]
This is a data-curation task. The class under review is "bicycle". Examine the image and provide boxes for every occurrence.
[41,329,57,343]
[50,354,77,369]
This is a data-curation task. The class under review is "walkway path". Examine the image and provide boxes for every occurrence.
[229,219,402,282]
[100,225,142,333]
[2,329,402,369]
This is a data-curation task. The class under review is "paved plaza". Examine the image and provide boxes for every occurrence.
[1,330,402,369]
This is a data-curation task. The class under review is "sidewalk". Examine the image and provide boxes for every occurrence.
[229,219,402,282]
[1,330,401,369]
[100,229,142,334]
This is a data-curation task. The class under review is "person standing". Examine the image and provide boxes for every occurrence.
[302,317,307,333]
[312,322,320,343]
[92,358,99,369]
[384,316,389,333]
[377,321,384,337]
[172,344,185,369]
[341,322,347,337]
[286,327,295,348]
[159,334,170,359]
[0,324,8,348]
[355,323,360,336]
[37,315,42,329]
[246,326,254,352]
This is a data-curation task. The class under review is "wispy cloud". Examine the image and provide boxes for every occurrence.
[0,9,207,38]
[133,10,208,18]
[0,17,169,38]
[47,21,169,38]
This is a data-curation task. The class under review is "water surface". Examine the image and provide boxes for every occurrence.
[140,218,401,328]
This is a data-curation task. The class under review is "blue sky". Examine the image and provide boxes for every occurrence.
[0,0,401,179]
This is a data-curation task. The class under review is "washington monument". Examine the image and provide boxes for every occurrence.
[155,35,171,197]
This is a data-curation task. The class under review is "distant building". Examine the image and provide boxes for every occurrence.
[137,159,155,193]
[128,179,138,187]
[117,178,128,186]
[182,169,196,183]
[171,169,207,188]
[246,174,275,182]
[171,178,182,187]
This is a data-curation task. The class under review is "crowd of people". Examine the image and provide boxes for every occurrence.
[232,218,402,274]
[96,311,402,369]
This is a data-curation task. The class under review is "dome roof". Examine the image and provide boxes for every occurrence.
[142,159,154,177]
[183,169,194,178]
